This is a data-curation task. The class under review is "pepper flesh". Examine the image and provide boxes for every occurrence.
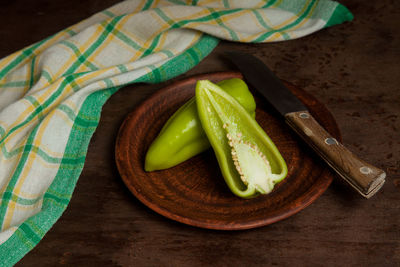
[196,80,288,198]
[145,78,256,171]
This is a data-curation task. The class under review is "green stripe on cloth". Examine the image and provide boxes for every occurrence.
[28,57,37,89]
[102,10,116,18]
[0,73,89,145]
[60,41,99,71]
[142,34,163,57]
[0,38,49,79]
[7,195,41,207]
[0,80,30,88]
[0,125,41,227]
[0,143,88,165]
[107,24,146,52]
[0,126,5,137]
[326,2,354,27]
[63,17,123,76]
[0,1,352,265]
[208,7,239,40]
[254,0,319,42]
[143,0,155,10]
[251,9,291,40]
[263,0,279,8]
[0,31,218,267]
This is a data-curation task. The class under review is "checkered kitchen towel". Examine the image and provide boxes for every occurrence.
[0,0,352,265]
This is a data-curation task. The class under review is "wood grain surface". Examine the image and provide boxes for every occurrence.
[1,0,399,266]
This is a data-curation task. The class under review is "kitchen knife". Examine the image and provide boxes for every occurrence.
[225,51,386,198]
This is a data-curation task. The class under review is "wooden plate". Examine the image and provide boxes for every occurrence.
[115,71,341,230]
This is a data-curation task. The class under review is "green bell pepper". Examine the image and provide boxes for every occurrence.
[145,78,256,171]
[196,80,288,198]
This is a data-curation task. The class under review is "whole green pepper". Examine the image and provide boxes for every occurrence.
[196,80,288,198]
[145,78,256,171]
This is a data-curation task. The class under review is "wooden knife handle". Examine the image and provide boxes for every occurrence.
[285,111,386,198]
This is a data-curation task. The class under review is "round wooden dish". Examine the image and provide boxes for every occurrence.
[115,71,341,230]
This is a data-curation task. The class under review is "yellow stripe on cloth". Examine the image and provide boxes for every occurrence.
[53,25,105,79]
[2,110,54,229]
[0,1,353,265]
[273,0,314,29]
[0,78,67,147]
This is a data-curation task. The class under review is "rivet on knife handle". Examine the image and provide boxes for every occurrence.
[224,51,386,198]
[285,111,386,198]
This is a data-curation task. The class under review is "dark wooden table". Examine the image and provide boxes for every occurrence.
[1,0,399,266]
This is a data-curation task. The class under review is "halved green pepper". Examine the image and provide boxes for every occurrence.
[196,80,288,198]
[145,78,256,171]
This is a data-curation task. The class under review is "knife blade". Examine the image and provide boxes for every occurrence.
[225,51,386,198]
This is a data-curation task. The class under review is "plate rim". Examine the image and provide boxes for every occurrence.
[115,71,341,230]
